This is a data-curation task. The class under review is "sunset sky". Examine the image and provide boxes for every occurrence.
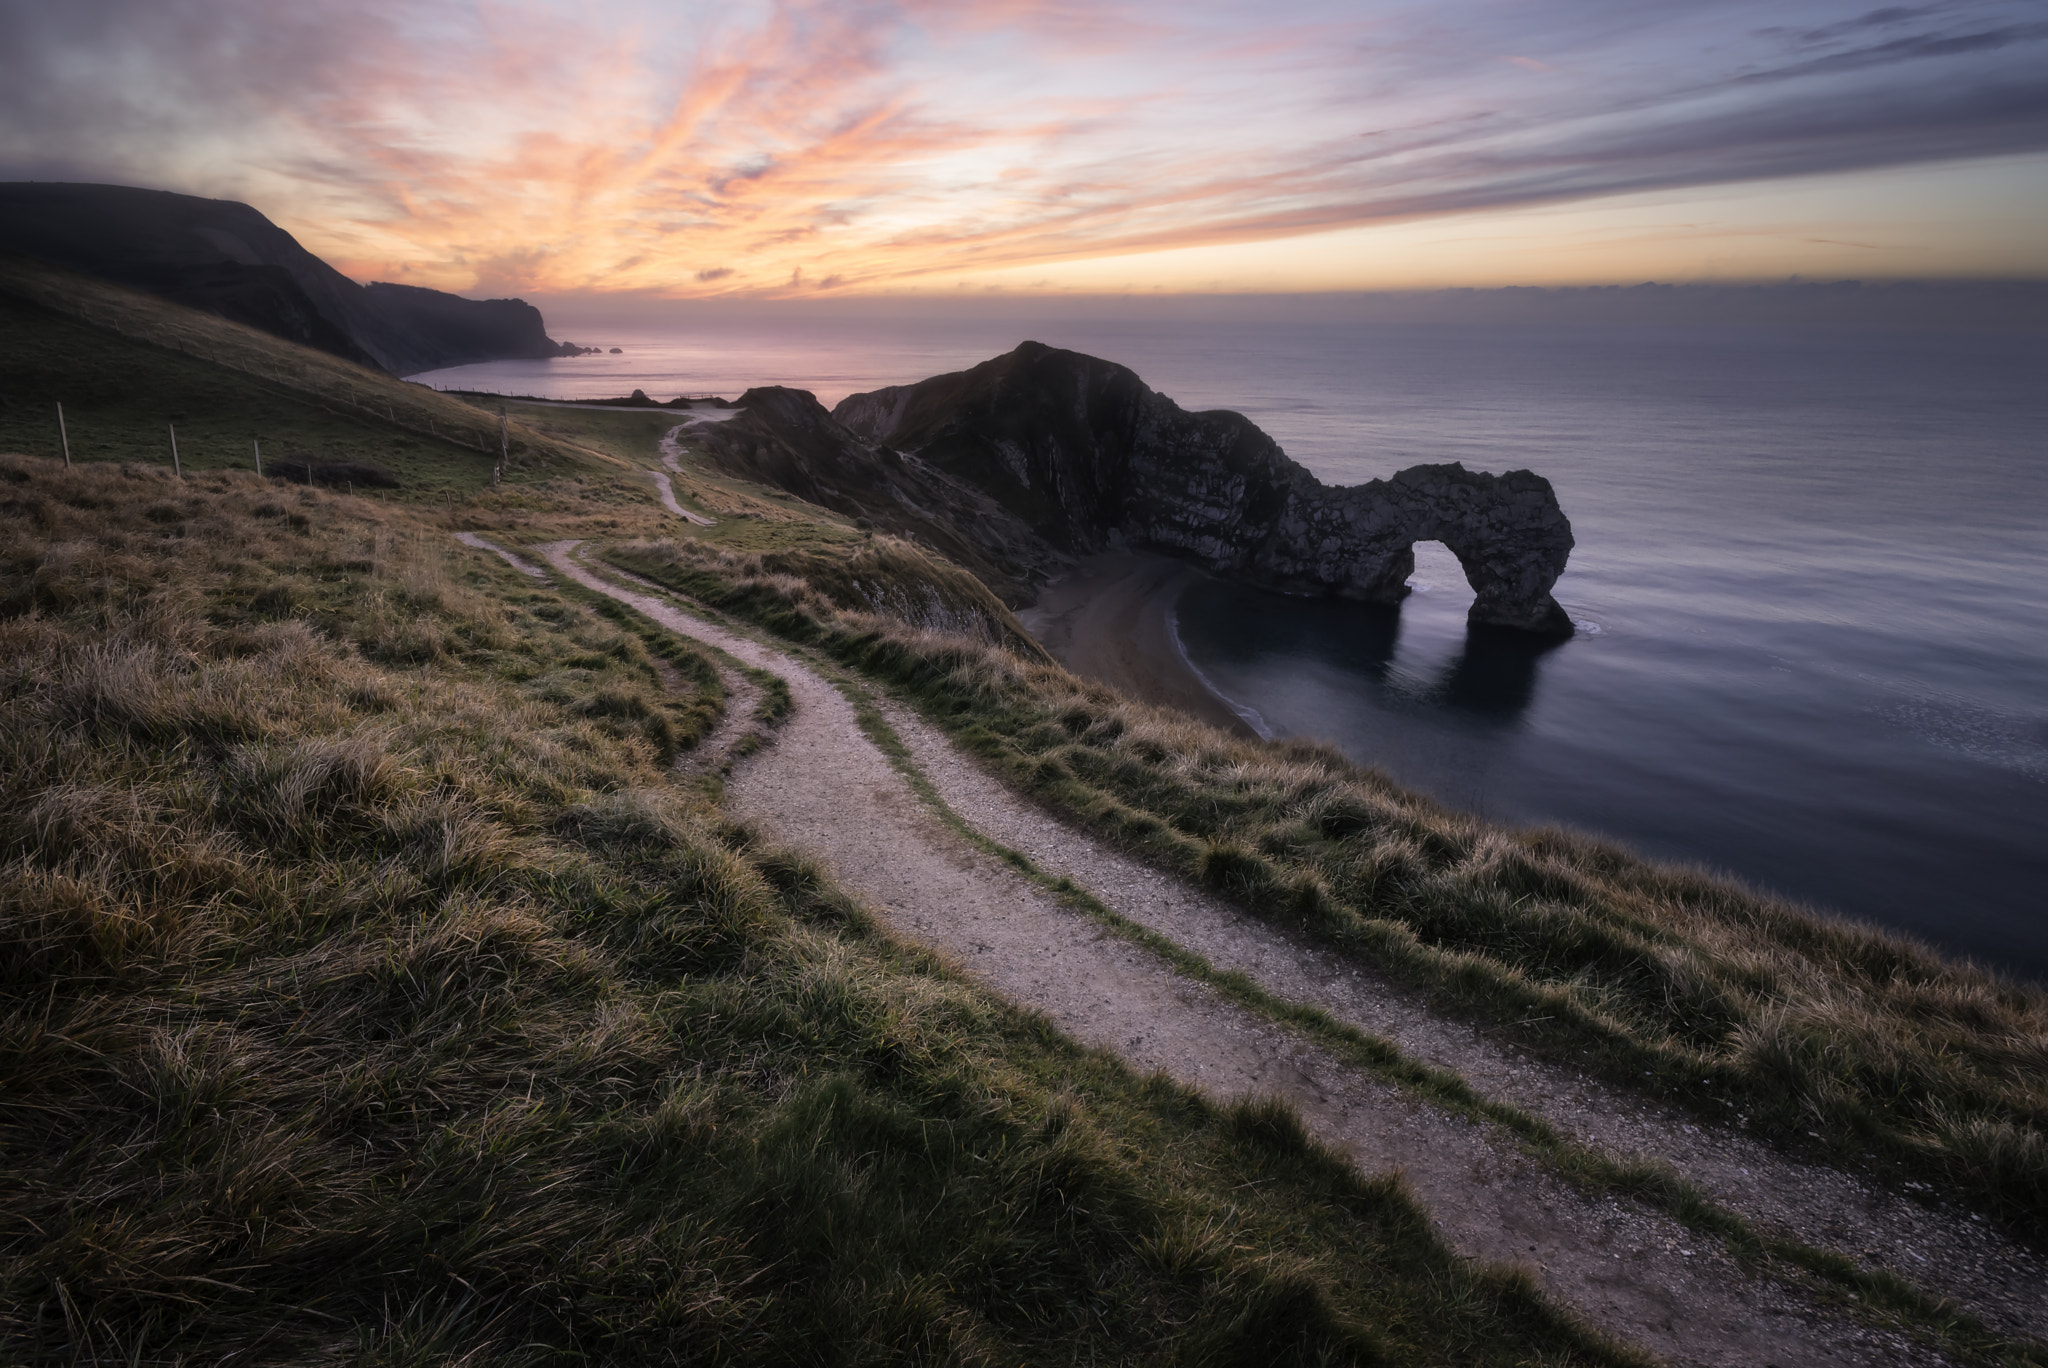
[3,0,2044,298]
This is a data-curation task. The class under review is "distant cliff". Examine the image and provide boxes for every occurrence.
[0,183,591,375]
[701,342,1576,634]
[360,282,582,374]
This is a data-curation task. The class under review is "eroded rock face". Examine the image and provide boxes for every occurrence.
[836,342,1576,635]
[699,343,1574,633]
[696,385,1065,604]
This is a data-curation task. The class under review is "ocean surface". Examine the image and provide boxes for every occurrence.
[416,312,2048,982]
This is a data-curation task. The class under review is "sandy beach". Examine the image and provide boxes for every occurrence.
[1014,552,1261,737]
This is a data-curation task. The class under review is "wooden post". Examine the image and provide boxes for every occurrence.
[56,403,70,467]
[306,460,314,488]
[498,412,509,469]
[168,423,181,478]
[253,439,263,476]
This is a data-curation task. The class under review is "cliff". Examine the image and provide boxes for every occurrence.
[0,183,589,375]
[711,342,1575,633]
[699,385,1062,602]
[360,281,583,373]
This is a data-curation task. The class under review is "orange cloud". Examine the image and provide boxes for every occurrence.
[8,0,2041,294]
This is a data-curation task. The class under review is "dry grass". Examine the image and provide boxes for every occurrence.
[0,454,1633,1367]
[610,534,2048,1229]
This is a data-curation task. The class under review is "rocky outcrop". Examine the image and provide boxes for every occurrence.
[697,386,1063,602]
[835,343,1576,634]
[0,183,588,375]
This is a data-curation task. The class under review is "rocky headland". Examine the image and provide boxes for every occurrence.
[698,341,1576,634]
[0,183,594,375]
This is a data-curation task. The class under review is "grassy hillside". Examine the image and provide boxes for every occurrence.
[0,252,613,494]
[0,289,1640,1364]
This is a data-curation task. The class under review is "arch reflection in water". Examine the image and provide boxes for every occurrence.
[1173,576,1561,735]
[1425,624,1568,721]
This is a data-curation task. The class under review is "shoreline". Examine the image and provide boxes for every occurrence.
[1015,552,1262,738]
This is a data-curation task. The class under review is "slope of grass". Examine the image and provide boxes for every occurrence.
[605,535,2048,1231]
[0,253,614,491]
[0,452,1638,1367]
[495,401,681,469]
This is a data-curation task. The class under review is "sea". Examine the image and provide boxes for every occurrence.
[415,309,2048,983]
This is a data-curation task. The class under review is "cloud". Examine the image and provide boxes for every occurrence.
[1737,20,2048,81]
[1,0,2042,292]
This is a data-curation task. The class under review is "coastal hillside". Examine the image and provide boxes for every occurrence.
[0,183,589,375]
[0,278,1634,1366]
[4,272,2046,1366]
[0,251,609,491]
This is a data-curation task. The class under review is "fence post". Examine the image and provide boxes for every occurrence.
[169,423,181,478]
[254,439,263,476]
[57,403,70,467]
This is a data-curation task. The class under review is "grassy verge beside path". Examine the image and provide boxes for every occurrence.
[1,454,1638,1366]
[570,542,2046,1368]
[604,535,2048,1237]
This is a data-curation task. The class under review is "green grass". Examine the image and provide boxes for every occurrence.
[603,534,2048,1233]
[0,451,1651,1365]
[0,291,497,492]
[0,253,617,494]
[498,401,681,469]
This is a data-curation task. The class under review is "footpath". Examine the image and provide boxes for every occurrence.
[448,534,2044,1368]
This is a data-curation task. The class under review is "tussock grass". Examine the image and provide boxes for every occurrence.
[1,454,1634,1366]
[608,532,1048,658]
[610,535,2048,1229]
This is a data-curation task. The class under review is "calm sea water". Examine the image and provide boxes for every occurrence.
[418,314,2048,981]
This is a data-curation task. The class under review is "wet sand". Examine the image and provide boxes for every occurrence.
[1015,552,1259,737]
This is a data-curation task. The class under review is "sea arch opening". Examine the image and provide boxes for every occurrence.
[1402,538,1479,614]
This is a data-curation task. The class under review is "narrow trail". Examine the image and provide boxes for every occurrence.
[884,702,2048,1343]
[459,534,2029,1366]
[654,425,717,525]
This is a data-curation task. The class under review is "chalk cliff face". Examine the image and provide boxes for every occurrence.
[834,342,1576,634]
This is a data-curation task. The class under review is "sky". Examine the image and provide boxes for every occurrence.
[2,0,2044,298]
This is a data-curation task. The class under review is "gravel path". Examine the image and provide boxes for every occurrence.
[479,536,2004,1366]
[653,427,718,525]
[880,700,2048,1342]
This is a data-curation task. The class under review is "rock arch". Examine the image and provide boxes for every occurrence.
[716,342,1578,638]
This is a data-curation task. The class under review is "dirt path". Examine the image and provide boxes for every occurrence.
[881,700,2048,1342]
[651,426,718,526]
[486,536,2005,1366]
[454,530,547,577]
